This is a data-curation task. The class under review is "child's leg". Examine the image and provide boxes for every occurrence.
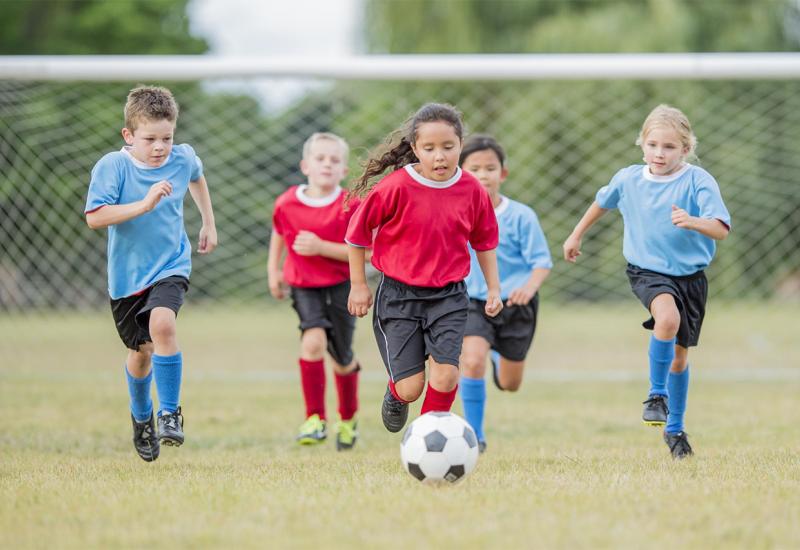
[149,307,182,415]
[460,336,489,442]
[126,344,154,422]
[332,359,359,421]
[299,327,327,420]
[496,357,525,392]
[392,372,426,403]
[421,359,459,414]
[666,346,690,434]
[647,294,680,397]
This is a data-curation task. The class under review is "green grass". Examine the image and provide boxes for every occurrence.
[1,303,799,549]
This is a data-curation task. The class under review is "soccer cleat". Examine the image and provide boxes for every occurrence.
[478,440,487,454]
[490,350,504,391]
[157,406,185,447]
[642,395,669,426]
[381,385,409,433]
[131,412,160,462]
[335,418,358,451]
[296,414,327,445]
[664,431,694,460]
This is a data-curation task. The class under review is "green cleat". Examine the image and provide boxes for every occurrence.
[296,414,327,445]
[335,418,358,451]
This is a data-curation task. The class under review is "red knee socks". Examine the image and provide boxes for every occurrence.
[420,382,458,414]
[334,365,359,421]
[299,359,326,420]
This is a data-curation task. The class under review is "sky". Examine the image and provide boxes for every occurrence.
[188,0,363,109]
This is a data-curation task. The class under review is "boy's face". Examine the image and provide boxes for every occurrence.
[121,118,176,167]
[461,149,507,199]
[300,139,348,191]
[411,121,461,182]
[641,125,688,176]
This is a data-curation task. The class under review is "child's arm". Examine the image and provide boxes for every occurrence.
[507,268,551,306]
[85,180,172,229]
[267,231,287,300]
[475,249,503,318]
[347,245,373,317]
[563,201,609,263]
[671,206,730,240]
[188,175,217,254]
[292,231,349,261]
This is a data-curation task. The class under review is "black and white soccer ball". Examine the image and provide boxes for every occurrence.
[400,411,479,484]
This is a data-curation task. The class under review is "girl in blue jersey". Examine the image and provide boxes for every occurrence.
[458,135,552,453]
[563,104,731,459]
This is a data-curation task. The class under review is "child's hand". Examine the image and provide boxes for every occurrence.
[197,224,217,254]
[562,234,582,263]
[506,286,536,306]
[143,180,172,211]
[671,205,695,230]
[348,282,373,317]
[268,271,287,300]
[292,230,323,256]
[485,290,503,318]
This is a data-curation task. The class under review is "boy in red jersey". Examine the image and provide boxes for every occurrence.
[268,132,361,450]
[346,103,502,433]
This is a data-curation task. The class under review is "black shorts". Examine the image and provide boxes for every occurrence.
[290,281,355,366]
[373,274,469,383]
[110,275,189,350]
[464,295,539,362]
[626,264,708,348]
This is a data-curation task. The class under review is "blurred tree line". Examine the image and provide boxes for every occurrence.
[1,0,798,308]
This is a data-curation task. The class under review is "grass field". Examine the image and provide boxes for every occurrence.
[1,303,798,549]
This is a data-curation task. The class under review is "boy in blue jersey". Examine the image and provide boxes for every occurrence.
[85,86,217,462]
[563,104,730,459]
[458,135,552,453]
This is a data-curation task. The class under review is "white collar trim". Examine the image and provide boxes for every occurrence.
[642,163,691,182]
[295,184,342,207]
[404,164,462,188]
[120,146,169,170]
[495,195,510,216]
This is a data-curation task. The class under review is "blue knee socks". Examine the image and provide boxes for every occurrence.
[648,335,675,397]
[125,366,153,422]
[152,352,182,416]
[460,376,486,443]
[666,366,690,434]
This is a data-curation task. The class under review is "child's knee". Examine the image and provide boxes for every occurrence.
[301,328,326,358]
[148,310,176,342]
[654,312,680,336]
[395,375,424,402]
[460,352,486,378]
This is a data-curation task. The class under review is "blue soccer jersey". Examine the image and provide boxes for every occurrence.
[595,164,731,276]
[85,144,203,299]
[466,195,553,301]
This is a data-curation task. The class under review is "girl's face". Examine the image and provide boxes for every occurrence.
[461,149,507,200]
[641,126,689,176]
[411,121,461,182]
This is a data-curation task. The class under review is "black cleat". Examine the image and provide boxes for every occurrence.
[381,386,409,433]
[642,395,669,426]
[157,406,184,447]
[664,431,694,460]
[478,440,487,454]
[131,412,160,462]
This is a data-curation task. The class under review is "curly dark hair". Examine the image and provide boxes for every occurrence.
[350,103,464,200]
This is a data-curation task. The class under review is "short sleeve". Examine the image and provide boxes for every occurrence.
[271,200,285,236]
[85,154,122,213]
[345,187,390,247]
[695,171,731,229]
[595,168,627,209]
[468,186,499,251]
[191,155,203,181]
[519,209,553,269]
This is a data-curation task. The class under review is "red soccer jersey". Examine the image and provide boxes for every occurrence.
[346,165,498,287]
[272,185,360,288]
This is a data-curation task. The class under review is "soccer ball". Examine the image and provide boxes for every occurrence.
[400,411,479,484]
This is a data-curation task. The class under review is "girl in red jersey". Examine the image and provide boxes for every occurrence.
[268,132,362,450]
[345,103,502,433]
